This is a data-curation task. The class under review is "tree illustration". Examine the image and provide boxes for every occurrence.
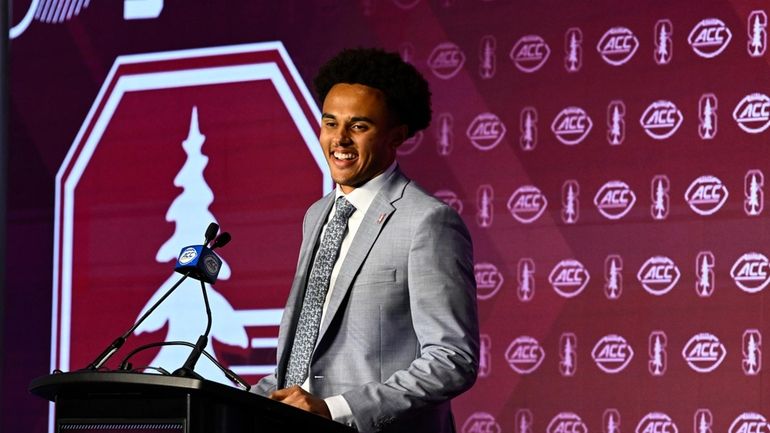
[567,33,579,71]
[606,259,619,298]
[657,25,669,62]
[522,112,534,150]
[478,188,491,226]
[133,106,248,384]
[606,414,618,433]
[561,338,574,374]
[748,174,761,215]
[438,116,452,156]
[701,98,714,138]
[650,336,664,375]
[653,180,667,219]
[519,414,530,433]
[698,413,710,433]
[564,185,576,223]
[745,334,759,374]
[751,15,764,56]
[609,106,622,145]
[698,255,712,295]
[519,263,532,300]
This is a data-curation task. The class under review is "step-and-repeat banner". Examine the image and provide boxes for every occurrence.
[5,1,770,432]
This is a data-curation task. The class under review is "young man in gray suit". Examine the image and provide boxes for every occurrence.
[253,48,479,433]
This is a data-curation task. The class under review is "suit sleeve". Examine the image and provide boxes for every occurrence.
[341,204,480,431]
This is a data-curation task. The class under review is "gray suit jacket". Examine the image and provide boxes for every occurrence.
[254,168,479,433]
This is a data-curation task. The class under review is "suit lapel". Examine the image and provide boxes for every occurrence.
[316,170,409,344]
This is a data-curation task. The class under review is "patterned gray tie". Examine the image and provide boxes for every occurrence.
[284,196,356,387]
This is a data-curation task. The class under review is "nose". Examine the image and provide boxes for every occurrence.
[333,128,352,146]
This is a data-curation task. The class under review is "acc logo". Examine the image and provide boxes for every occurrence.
[733,93,770,134]
[637,256,681,296]
[597,27,639,66]
[462,412,500,433]
[467,112,506,151]
[505,336,545,374]
[435,190,463,214]
[730,252,770,293]
[688,18,732,58]
[428,42,466,79]
[475,262,504,300]
[510,35,551,73]
[594,180,636,220]
[640,100,683,139]
[636,413,678,433]
[508,185,548,223]
[729,413,770,433]
[592,334,634,373]
[179,247,198,265]
[552,107,593,145]
[682,332,726,373]
[462,412,501,433]
[685,175,729,216]
[549,259,590,298]
[548,412,588,433]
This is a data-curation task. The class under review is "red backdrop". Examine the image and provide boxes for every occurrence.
[5,1,770,433]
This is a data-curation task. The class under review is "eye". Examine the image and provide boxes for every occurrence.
[351,123,368,131]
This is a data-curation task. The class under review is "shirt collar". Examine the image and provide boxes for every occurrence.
[334,161,397,215]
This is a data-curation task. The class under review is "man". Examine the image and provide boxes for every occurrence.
[253,48,479,433]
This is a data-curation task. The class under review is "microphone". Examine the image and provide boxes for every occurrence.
[83,223,224,372]
[173,229,232,380]
[173,223,224,284]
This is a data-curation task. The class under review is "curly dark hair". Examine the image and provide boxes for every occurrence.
[313,48,432,137]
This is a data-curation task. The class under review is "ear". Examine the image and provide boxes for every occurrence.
[389,124,409,149]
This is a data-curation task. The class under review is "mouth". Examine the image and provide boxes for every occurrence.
[332,150,358,161]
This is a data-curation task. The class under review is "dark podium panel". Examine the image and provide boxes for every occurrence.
[30,371,355,433]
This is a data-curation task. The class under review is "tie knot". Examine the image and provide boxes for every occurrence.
[335,196,356,219]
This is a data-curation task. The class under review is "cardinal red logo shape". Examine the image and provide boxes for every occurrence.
[52,42,328,384]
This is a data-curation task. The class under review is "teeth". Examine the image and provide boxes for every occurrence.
[334,151,356,160]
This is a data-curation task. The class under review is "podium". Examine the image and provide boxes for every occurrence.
[30,371,355,433]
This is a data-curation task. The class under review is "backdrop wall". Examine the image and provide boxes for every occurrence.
[4,1,770,433]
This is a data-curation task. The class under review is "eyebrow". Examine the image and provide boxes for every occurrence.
[322,113,375,124]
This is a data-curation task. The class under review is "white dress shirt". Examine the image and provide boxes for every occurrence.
[301,161,397,427]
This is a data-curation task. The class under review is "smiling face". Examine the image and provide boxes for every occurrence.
[319,83,406,194]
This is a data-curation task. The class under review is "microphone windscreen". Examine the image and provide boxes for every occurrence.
[204,222,219,245]
[212,232,232,249]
